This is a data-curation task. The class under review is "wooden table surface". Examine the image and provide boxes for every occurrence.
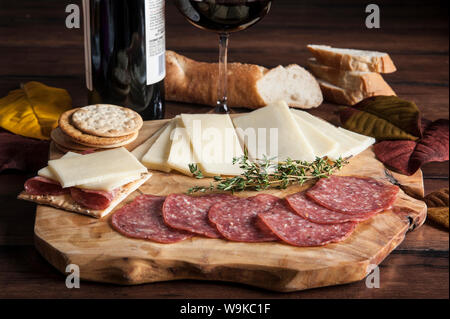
[0,0,448,299]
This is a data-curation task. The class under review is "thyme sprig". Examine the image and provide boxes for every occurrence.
[187,152,348,194]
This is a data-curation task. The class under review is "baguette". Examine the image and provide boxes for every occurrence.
[307,58,396,98]
[307,45,397,73]
[165,50,323,109]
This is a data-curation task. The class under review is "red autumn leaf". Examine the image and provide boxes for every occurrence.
[374,119,449,176]
[374,140,417,175]
[409,119,449,173]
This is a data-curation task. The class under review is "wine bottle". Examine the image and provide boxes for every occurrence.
[82,0,166,120]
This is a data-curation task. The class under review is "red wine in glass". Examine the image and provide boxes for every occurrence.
[174,0,273,113]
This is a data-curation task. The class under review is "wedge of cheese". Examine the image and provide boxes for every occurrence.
[293,114,338,158]
[141,119,177,173]
[181,113,244,176]
[167,117,197,176]
[131,124,167,161]
[291,109,375,160]
[233,101,315,162]
[39,152,142,191]
[48,147,147,188]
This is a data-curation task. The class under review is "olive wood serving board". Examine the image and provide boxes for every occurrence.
[34,119,427,292]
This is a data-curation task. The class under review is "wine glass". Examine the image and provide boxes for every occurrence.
[173,0,273,113]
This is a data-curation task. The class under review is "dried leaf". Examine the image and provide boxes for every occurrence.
[340,96,422,141]
[0,81,72,140]
[409,119,449,174]
[424,188,449,208]
[374,120,449,176]
[427,207,449,229]
[374,140,416,175]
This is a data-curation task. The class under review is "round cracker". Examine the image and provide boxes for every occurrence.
[72,104,143,137]
[51,127,97,151]
[76,131,138,148]
[59,109,137,146]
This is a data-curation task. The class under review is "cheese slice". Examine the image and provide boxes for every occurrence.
[48,147,147,188]
[38,152,79,180]
[337,127,375,153]
[293,114,338,158]
[39,152,142,191]
[167,117,197,176]
[181,113,244,176]
[233,101,315,162]
[291,109,374,160]
[131,124,167,161]
[141,119,176,173]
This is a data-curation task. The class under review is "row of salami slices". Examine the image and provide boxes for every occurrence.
[111,176,400,247]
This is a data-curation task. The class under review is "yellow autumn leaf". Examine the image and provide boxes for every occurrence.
[0,81,72,140]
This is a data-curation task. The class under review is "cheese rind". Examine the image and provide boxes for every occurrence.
[181,113,244,176]
[141,119,176,172]
[233,101,316,162]
[48,147,147,188]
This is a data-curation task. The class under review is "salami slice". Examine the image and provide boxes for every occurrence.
[208,194,280,242]
[163,194,234,238]
[307,176,399,215]
[286,192,378,224]
[111,195,192,243]
[24,176,69,195]
[258,203,357,247]
[70,187,116,210]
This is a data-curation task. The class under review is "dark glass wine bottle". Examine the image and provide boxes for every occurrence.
[83,0,165,120]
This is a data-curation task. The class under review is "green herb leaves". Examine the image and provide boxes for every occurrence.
[187,153,347,194]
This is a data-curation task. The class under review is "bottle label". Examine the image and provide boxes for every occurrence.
[145,0,166,85]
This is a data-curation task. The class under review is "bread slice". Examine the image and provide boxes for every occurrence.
[307,45,397,73]
[307,58,396,98]
[18,173,151,218]
[316,80,355,105]
[165,50,323,109]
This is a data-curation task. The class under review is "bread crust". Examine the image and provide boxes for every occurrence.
[307,59,396,98]
[307,45,397,73]
[165,50,268,109]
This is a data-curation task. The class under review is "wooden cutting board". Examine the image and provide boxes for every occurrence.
[34,120,427,292]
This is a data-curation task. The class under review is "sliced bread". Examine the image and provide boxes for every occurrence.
[307,58,396,98]
[307,45,397,73]
[165,50,323,109]
[317,79,393,106]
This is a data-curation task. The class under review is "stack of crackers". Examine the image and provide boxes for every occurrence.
[52,104,143,153]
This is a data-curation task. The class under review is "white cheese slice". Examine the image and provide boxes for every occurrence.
[293,114,339,158]
[48,147,147,188]
[291,109,374,160]
[141,119,176,173]
[181,113,244,176]
[131,124,167,161]
[337,127,376,154]
[232,101,315,162]
[39,152,142,191]
[167,117,197,176]
[38,152,80,180]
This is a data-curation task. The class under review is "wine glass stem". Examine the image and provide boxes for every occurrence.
[215,33,230,114]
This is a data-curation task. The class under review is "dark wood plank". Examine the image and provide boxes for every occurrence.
[0,246,447,299]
